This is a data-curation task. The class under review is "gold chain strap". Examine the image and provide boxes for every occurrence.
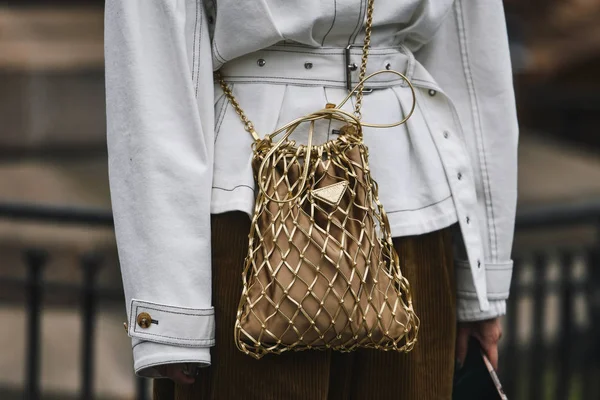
[216,0,375,138]
[353,0,375,120]
[216,76,259,141]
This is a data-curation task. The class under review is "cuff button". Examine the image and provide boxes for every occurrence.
[137,312,152,329]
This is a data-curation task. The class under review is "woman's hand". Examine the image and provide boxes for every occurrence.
[156,363,199,385]
[456,318,503,370]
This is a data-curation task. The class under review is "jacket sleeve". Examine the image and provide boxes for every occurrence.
[414,0,519,322]
[105,0,215,377]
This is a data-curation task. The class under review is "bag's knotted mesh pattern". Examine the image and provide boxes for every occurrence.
[235,123,420,359]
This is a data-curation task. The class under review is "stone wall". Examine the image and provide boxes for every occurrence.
[0,7,105,151]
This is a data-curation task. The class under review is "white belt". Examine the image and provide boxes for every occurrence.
[219,44,440,92]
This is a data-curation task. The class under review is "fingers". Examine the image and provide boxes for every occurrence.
[169,366,196,385]
[455,325,471,368]
[157,364,196,385]
[473,318,503,371]
[473,332,499,370]
[486,342,499,371]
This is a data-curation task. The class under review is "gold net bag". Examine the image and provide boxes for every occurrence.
[233,107,420,359]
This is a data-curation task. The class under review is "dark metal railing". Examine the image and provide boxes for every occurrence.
[502,201,600,400]
[1,200,600,399]
[24,249,46,400]
[0,202,148,400]
[0,202,114,226]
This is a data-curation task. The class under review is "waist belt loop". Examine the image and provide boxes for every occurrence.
[399,44,416,88]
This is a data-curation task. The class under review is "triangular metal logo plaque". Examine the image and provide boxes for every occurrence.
[312,181,349,206]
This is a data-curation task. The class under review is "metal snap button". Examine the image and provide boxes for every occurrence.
[466,216,471,224]
[137,312,152,329]
[257,59,266,67]
[385,62,392,70]
[477,260,482,268]
[443,131,449,139]
[428,89,437,96]
[348,63,358,71]
[457,172,463,180]
[304,62,313,69]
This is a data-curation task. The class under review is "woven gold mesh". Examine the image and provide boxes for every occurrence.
[234,115,420,359]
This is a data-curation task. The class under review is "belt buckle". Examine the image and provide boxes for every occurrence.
[345,44,373,94]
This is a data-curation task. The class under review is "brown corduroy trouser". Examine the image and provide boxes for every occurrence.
[154,212,457,400]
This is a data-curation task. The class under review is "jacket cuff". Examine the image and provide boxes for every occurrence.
[133,340,211,378]
[127,299,215,346]
[455,260,513,301]
[457,298,506,322]
[126,299,216,377]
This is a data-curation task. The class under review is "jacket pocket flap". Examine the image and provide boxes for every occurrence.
[128,299,215,347]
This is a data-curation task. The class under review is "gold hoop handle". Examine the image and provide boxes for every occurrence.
[336,69,417,129]
[257,108,362,204]
[265,107,362,142]
[253,70,416,203]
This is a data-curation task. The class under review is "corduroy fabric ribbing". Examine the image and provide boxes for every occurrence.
[328,226,457,400]
[154,212,456,400]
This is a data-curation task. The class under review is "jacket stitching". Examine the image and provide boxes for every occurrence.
[273,84,288,132]
[195,0,203,98]
[213,91,225,107]
[221,75,404,84]
[323,87,332,141]
[457,288,509,294]
[133,337,215,349]
[132,341,144,350]
[386,195,452,214]
[321,0,337,46]
[268,42,362,50]
[217,81,332,88]
[213,40,228,64]
[411,77,438,86]
[136,305,215,317]
[214,90,231,142]
[134,334,215,343]
[130,302,136,336]
[214,101,229,141]
[456,265,511,271]
[457,290,509,296]
[133,332,215,342]
[132,299,214,312]
[262,48,405,56]
[216,78,437,92]
[210,0,226,64]
[398,43,416,84]
[213,42,225,64]
[212,184,255,193]
[349,0,365,46]
[455,261,512,270]
[192,0,199,87]
[349,94,356,113]
[455,1,498,260]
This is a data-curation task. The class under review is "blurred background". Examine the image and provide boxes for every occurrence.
[1,0,599,399]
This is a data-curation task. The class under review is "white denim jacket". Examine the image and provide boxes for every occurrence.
[105,0,518,377]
